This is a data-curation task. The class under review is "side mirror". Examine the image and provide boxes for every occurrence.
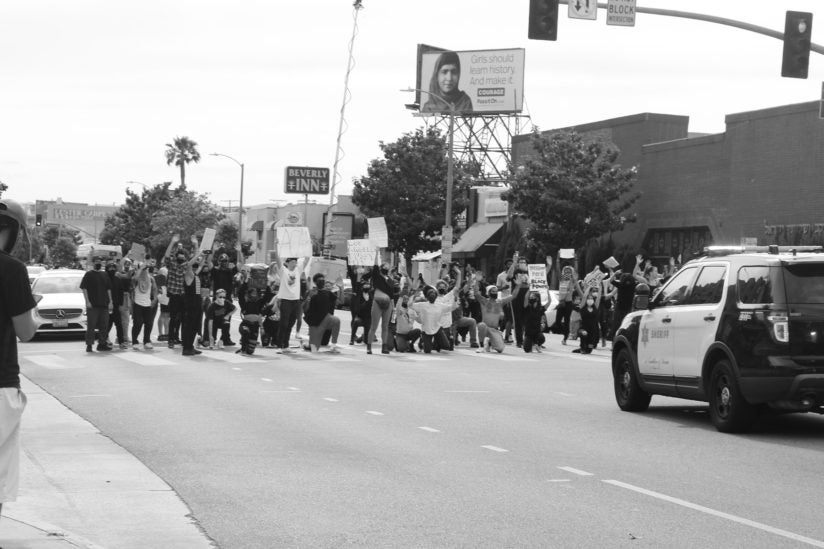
[632,282,651,311]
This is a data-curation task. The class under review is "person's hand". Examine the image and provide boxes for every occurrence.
[107,302,114,313]
[191,234,199,245]
[636,254,644,264]
[546,255,553,267]
[171,234,180,244]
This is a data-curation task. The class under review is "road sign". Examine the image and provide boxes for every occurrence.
[284,166,330,195]
[568,0,596,21]
[607,0,636,27]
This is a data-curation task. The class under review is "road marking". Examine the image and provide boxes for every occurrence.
[24,354,83,369]
[481,445,509,453]
[444,390,490,393]
[604,479,824,548]
[558,466,594,476]
[365,411,384,416]
[554,392,574,397]
[546,479,572,483]
[401,354,449,362]
[66,394,110,398]
[323,398,339,402]
[115,353,177,366]
[232,367,242,371]
[288,387,300,391]
[204,351,263,364]
[261,378,273,382]
[418,426,441,433]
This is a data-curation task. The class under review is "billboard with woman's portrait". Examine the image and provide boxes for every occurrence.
[417,47,525,115]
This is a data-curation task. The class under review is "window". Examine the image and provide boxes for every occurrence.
[783,263,824,304]
[737,266,774,305]
[684,266,726,305]
[653,267,697,307]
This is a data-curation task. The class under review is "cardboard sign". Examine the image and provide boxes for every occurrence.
[584,270,606,290]
[367,217,389,248]
[602,256,619,270]
[276,226,312,258]
[559,248,575,259]
[127,243,146,262]
[528,264,549,305]
[199,228,216,253]
[309,258,348,287]
[347,239,378,266]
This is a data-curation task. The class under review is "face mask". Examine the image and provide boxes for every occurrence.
[106,266,116,273]
[148,266,155,273]
[586,299,595,307]
[402,301,408,308]
[215,297,225,305]
[220,260,228,265]
[177,257,186,264]
[489,292,498,299]
[362,286,371,293]
[438,288,447,295]
[380,267,389,275]
[317,279,326,288]
[193,263,200,269]
[427,293,437,303]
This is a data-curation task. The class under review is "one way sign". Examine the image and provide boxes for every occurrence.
[568,0,597,20]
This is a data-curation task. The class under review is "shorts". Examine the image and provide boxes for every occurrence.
[0,387,27,502]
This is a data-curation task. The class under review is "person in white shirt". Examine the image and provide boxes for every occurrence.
[411,289,458,353]
[274,254,309,353]
[130,260,158,349]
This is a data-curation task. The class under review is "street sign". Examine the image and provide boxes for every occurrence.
[568,0,596,21]
[606,0,636,27]
[284,166,330,195]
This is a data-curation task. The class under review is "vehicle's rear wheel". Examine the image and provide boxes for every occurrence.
[708,359,757,433]
[613,348,651,412]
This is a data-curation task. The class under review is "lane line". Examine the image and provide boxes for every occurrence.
[418,426,441,433]
[288,387,300,391]
[115,353,177,366]
[365,411,384,416]
[554,392,574,397]
[481,445,509,453]
[546,479,572,483]
[557,466,594,476]
[261,378,273,382]
[66,394,110,398]
[323,398,339,402]
[444,390,490,393]
[232,367,242,371]
[604,479,824,548]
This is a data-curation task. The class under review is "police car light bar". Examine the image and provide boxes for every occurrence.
[703,245,824,257]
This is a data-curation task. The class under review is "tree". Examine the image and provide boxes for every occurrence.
[148,190,224,255]
[214,219,239,255]
[100,182,187,258]
[49,236,78,268]
[165,136,201,188]
[352,126,478,260]
[41,225,82,249]
[504,130,638,259]
[0,181,7,198]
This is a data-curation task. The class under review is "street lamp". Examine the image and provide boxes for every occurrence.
[401,88,456,247]
[210,153,245,260]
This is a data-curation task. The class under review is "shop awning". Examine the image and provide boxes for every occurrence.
[248,220,264,231]
[451,222,504,258]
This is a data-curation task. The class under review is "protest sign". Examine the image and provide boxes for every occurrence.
[127,243,146,262]
[276,226,312,258]
[309,258,348,286]
[559,248,575,259]
[199,228,216,253]
[347,239,378,266]
[367,217,389,248]
[602,256,619,269]
[583,269,606,290]
[528,263,549,305]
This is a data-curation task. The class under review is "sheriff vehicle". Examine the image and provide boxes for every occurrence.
[612,245,824,432]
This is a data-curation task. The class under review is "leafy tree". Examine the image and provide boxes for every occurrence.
[214,219,239,254]
[165,136,201,188]
[100,182,187,258]
[0,181,7,198]
[148,190,224,255]
[41,225,82,249]
[49,236,78,268]
[504,130,638,259]
[352,126,478,260]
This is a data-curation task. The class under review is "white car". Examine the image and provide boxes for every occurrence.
[26,265,46,284]
[30,269,87,336]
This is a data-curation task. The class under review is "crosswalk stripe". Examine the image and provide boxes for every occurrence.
[23,354,81,369]
[115,353,176,366]
[199,350,267,363]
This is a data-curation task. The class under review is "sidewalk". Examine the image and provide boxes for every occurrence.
[0,378,215,549]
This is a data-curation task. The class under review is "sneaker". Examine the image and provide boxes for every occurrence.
[280,348,294,354]
[535,345,543,353]
[143,342,153,350]
[182,349,203,356]
[328,344,340,354]
[97,343,112,352]
[484,340,491,353]
[470,343,479,349]
[217,341,224,349]
[562,338,567,345]
[572,348,582,354]
[168,341,175,349]
[86,345,94,353]
[224,340,236,347]
[119,343,129,350]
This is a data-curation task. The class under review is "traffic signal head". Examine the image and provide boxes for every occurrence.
[782,11,813,79]
[529,0,559,41]
[36,214,42,226]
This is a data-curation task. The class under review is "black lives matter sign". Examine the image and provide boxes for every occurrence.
[284,166,330,195]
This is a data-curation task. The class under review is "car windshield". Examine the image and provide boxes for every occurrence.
[783,263,824,304]
[32,276,82,294]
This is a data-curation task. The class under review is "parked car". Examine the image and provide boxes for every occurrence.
[30,269,87,336]
[26,265,46,284]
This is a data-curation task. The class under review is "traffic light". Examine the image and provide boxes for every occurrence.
[782,11,813,79]
[528,0,559,41]
[35,214,42,226]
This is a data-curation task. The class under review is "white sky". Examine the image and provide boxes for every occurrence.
[2,0,821,208]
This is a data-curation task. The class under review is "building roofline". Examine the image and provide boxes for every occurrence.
[513,112,690,143]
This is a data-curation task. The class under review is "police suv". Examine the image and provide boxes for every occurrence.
[612,245,824,433]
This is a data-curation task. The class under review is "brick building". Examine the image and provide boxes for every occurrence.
[512,100,824,265]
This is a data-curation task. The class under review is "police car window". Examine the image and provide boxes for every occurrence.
[783,263,824,304]
[683,266,726,305]
[653,267,696,307]
[737,266,774,304]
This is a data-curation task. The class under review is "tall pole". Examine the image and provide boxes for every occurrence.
[445,111,455,229]
[211,153,244,261]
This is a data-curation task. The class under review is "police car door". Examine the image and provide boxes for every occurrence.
[670,264,727,393]
[636,266,699,390]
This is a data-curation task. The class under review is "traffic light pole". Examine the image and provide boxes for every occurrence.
[559,1,824,55]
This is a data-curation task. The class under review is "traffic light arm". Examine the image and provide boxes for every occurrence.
[559,1,824,56]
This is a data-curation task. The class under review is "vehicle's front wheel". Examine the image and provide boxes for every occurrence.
[613,348,651,412]
[708,359,757,433]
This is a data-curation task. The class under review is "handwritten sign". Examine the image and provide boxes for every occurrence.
[309,258,348,286]
[528,264,549,305]
[347,239,377,266]
[584,270,606,290]
[127,243,146,262]
[199,228,216,253]
[367,217,389,248]
[276,226,312,258]
[559,248,575,259]
[602,256,619,270]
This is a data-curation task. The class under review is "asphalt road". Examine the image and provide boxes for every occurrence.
[18,319,824,549]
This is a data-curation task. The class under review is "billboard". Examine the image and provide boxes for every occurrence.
[417,46,525,115]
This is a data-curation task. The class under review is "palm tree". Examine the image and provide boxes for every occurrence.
[165,136,201,188]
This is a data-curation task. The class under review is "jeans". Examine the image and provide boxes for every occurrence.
[131,303,156,344]
[368,293,392,347]
[309,315,340,348]
[85,307,110,347]
[277,299,302,349]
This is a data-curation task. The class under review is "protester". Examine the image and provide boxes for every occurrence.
[475,281,523,353]
[393,294,421,352]
[573,286,601,354]
[81,254,114,352]
[238,286,266,355]
[366,261,398,355]
[496,258,515,343]
[130,260,158,349]
[204,289,236,349]
[155,264,170,341]
[303,272,342,353]
[411,288,458,353]
[105,260,126,349]
[274,253,310,354]
[162,236,188,348]
[180,249,204,356]
[0,197,37,523]
[211,253,237,346]
[348,267,372,345]
[522,289,548,353]
[556,264,578,345]
[506,253,530,348]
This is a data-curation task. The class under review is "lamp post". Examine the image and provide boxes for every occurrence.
[210,153,245,260]
[401,88,456,243]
